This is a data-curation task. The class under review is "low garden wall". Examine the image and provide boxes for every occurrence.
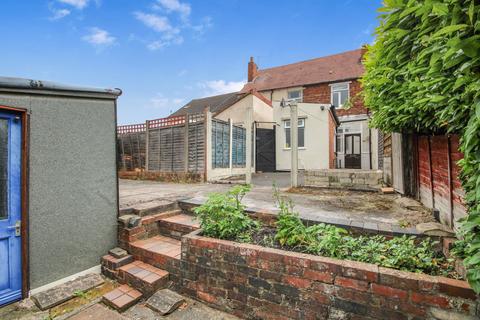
[181,230,479,320]
[305,169,383,191]
[118,170,203,182]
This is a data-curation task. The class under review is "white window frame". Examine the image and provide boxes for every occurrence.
[287,89,303,102]
[330,82,350,109]
[284,118,305,149]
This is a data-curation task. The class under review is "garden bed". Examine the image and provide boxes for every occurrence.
[181,230,478,320]
[181,185,478,319]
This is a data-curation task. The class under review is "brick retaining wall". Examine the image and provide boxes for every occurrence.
[181,231,479,320]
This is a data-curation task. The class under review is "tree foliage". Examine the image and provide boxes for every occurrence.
[362,0,480,291]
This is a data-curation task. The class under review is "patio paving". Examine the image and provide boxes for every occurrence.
[120,172,435,228]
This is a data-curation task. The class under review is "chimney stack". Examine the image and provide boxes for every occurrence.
[248,56,258,82]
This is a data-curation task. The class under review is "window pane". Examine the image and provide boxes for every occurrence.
[332,83,348,91]
[353,135,361,154]
[340,89,349,106]
[288,90,301,99]
[298,119,305,127]
[284,120,290,128]
[285,128,290,148]
[0,119,8,220]
[345,136,352,154]
[336,135,342,153]
[332,92,340,107]
[298,127,305,148]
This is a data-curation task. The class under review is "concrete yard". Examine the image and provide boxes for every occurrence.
[120,173,435,228]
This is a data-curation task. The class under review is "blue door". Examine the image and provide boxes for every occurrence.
[0,111,22,306]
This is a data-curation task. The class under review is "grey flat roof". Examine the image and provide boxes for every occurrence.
[0,76,122,98]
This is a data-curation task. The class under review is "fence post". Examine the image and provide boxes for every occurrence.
[290,103,299,188]
[145,120,150,171]
[245,106,253,184]
[229,119,233,175]
[205,109,212,182]
[184,115,189,173]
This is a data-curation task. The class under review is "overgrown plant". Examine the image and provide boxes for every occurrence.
[194,185,258,241]
[362,0,480,291]
[273,188,448,275]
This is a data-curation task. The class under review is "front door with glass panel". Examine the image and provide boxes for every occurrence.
[0,111,22,306]
[344,134,361,169]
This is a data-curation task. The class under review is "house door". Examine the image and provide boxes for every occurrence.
[0,111,22,306]
[255,126,276,172]
[344,134,361,169]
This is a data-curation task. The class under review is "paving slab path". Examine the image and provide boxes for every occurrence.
[120,172,435,227]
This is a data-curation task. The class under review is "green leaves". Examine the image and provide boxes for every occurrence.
[273,193,446,275]
[194,185,258,241]
[363,0,480,292]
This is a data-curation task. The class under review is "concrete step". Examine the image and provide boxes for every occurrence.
[132,200,178,217]
[158,213,200,240]
[118,261,169,297]
[129,235,182,277]
[102,284,143,312]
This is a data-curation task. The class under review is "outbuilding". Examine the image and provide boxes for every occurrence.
[0,77,121,305]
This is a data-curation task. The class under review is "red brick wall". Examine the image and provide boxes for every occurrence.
[303,80,368,117]
[182,232,478,320]
[417,135,466,228]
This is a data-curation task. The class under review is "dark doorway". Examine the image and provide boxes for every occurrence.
[344,134,361,169]
[255,126,276,172]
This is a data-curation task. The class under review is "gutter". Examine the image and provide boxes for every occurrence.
[0,76,122,99]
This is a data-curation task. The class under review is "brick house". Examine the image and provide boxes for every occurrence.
[242,48,381,171]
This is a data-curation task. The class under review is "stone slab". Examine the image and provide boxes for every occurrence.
[109,247,128,259]
[146,289,185,315]
[68,303,128,320]
[416,222,455,237]
[31,273,104,310]
[126,296,240,320]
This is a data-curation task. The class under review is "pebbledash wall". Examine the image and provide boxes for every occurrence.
[417,135,466,230]
[0,78,120,290]
[181,231,479,320]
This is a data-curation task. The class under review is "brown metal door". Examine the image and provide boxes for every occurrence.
[344,134,361,169]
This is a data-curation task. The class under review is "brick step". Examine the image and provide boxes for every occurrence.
[118,210,182,248]
[101,255,134,279]
[158,213,200,240]
[118,261,169,297]
[102,284,143,312]
[129,235,182,278]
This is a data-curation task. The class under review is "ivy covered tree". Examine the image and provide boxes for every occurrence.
[362,0,480,291]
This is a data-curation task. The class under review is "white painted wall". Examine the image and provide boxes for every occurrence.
[274,102,331,171]
[215,94,273,126]
[259,87,303,104]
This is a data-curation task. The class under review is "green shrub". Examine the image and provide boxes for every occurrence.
[194,185,258,241]
[362,0,480,291]
[273,188,448,275]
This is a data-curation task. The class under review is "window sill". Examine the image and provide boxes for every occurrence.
[283,147,306,151]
